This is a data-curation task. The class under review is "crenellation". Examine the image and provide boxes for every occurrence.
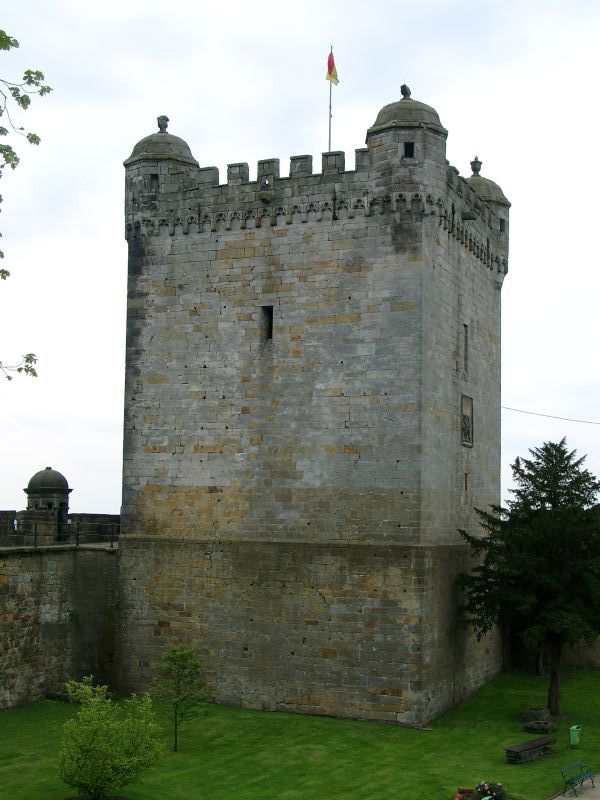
[198,166,219,186]
[227,162,250,185]
[321,151,345,174]
[289,154,313,177]
[257,158,280,183]
[355,147,369,170]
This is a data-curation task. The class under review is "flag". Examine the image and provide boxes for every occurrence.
[326,49,339,85]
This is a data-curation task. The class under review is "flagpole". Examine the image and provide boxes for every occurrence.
[326,45,337,152]
[328,77,332,152]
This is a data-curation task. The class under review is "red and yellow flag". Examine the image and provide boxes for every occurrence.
[326,49,339,85]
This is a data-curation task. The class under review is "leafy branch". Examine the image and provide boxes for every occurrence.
[0,352,38,380]
[1,28,52,378]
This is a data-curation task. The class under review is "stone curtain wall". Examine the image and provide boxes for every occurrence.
[72,550,119,685]
[0,547,117,708]
[0,549,75,707]
[118,538,500,725]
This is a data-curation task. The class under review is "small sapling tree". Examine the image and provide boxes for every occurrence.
[56,676,161,800]
[150,644,210,752]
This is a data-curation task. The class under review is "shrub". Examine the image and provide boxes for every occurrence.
[56,676,161,800]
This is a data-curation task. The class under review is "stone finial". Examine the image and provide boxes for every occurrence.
[470,155,482,176]
[157,115,169,133]
[400,84,411,99]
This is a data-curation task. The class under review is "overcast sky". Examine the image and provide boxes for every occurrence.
[1,0,599,513]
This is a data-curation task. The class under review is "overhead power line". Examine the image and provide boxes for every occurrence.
[502,406,600,426]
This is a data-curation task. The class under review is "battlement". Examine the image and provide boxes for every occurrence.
[125,155,509,277]
[125,92,508,250]
[125,131,509,278]
[158,149,356,189]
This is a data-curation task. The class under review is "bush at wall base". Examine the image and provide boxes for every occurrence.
[56,677,161,800]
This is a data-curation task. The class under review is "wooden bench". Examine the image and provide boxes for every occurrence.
[561,761,594,796]
[505,736,556,763]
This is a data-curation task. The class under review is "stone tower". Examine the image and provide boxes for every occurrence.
[119,89,509,725]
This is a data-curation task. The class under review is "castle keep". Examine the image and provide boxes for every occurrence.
[119,88,509,725]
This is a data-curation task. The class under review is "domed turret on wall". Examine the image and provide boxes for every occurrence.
[22,466,72,540]
[25,466,71,513]
[365,85,448,172]
[467,156,510,207]
[124,115,200,221]
[468,156,510,240]
[367,85,447,137]
[124,115,199,168]
[27,466,69,492]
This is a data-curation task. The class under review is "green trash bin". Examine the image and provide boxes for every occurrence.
[570,725,581,746]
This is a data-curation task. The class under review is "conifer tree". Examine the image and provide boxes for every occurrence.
[459,438,600,715]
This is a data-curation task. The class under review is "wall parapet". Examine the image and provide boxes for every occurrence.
[125,190,507,275]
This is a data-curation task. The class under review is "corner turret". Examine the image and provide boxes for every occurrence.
[124,115,199,168]
[124,116,199,221]
[468,155,510,246]
[365,85,448,178]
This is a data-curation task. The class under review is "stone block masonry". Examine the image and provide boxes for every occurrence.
[0,546,118,708]
[119,89,509,724]
[118,538,499,725]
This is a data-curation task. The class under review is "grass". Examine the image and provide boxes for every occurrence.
[1,670,599,799]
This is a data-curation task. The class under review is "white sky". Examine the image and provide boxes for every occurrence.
[1,0,599,514]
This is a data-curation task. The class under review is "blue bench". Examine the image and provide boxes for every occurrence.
[561,761,594,796]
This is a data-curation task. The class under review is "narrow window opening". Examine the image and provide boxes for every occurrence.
[461,395,474,447]
[464,472,469,492]
[499,218,506,233]
[261,305,273,342]
[463,323,469,373]
[404,141,415,158]
[150,173,159,192]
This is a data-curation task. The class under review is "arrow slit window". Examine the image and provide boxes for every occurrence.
[261,305,273,342]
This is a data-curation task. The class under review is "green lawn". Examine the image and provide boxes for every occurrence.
[1,670,598,799]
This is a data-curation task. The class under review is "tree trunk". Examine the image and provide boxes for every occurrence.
[501,623,511,671]
[547,640,563,716]
[536,645,545,677]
